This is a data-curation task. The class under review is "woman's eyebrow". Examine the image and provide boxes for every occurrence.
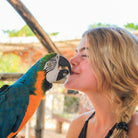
[75,47,88,53]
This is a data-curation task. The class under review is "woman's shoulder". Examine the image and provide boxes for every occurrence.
[66,110,95,138]
[128,111,138,138]
[73,109,95,125]
[74,110,94,122]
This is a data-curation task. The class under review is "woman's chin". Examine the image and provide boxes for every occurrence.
[64,78,75,89]
[64,79,71,89]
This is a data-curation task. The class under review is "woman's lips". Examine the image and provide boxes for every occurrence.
[71,71,79,75]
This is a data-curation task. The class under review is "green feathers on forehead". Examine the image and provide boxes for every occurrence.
[42,53,57,62]
[39,53,57,69]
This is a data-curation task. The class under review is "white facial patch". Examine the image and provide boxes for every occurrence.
[45,54,60,83]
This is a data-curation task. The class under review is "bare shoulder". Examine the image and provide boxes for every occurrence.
[66,110,94,138]
[128,112,138,138]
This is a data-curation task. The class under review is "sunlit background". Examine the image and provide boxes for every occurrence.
[0,0,138,39]
[0,0,138,138]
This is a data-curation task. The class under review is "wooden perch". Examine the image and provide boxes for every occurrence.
[0,73,66,83]
[7,0,62,54]
[0,73,23,81]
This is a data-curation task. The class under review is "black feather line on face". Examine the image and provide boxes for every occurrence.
[42,78,53,92]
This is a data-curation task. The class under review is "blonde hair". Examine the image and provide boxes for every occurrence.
[83,27,138,138]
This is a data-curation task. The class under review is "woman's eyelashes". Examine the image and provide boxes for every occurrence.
[74,51,89,58]
[81,54,89,58]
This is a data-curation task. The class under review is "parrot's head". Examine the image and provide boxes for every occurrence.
[41,53,71,83]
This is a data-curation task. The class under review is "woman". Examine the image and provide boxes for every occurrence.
[64,27,138,138]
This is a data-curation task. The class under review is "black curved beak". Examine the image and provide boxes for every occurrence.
[57,55,71,81]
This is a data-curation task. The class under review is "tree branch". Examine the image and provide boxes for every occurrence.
[7,0,62,54]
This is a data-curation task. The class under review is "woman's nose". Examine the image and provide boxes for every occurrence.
[70,55,80,66]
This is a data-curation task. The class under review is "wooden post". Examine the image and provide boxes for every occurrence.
[7,0,62,54]
[56,121,62,133]
[35,100,45,138]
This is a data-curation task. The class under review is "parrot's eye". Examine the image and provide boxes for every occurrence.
[47,61,52,66]
[44,58,57,73]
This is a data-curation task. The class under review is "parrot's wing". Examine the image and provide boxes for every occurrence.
[0,83,29,138]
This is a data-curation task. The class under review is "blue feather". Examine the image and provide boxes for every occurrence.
[0,84,29,138]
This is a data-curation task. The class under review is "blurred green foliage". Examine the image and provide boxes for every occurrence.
[0,53,28,73]
[3,24,59,37]
[3,23,138,38]
[0,52,28,87]
[88,22,117,29]
[64,95,79,113]
[49,32,59,36]
[88,22,138,31]
[3,25,35,37]
[124,23,138,31]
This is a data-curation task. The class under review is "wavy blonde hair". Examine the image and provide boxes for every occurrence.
[83,27,138,138]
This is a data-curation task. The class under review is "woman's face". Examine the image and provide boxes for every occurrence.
[64,37,97,93]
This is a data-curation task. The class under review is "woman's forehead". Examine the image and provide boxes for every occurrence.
[76,37,88,52]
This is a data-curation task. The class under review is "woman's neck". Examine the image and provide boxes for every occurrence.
[85,91,119,137]
[86,91,118,127]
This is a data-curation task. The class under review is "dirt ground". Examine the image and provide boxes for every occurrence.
[17,130,67,138]
[44,130,67,138]
[17,119,69,138]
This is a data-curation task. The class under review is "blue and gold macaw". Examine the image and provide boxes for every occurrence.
[0,53,71,138]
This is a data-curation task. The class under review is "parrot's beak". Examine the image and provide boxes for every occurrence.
[57,55,71,81]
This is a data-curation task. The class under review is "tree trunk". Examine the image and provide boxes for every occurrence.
[35,100,45,138]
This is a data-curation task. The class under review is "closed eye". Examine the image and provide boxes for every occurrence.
[81,55,89,57]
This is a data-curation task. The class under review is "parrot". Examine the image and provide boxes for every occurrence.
[0,53,71,138]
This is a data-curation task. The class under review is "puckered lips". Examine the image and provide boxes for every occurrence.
[70,69,80,75]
